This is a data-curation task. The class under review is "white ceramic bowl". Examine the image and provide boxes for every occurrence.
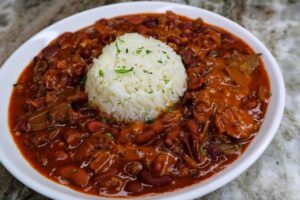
[0,1,285,200]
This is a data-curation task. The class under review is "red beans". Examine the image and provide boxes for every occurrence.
[135,129,157,144]
[58,165,90,187]
[137,170,172,186]
[9,12,270,197]
[86,120,106,132]
[125,181,143,193]
[165,126,181,147]
[94,168,119,182]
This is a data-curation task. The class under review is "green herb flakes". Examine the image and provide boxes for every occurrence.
[106,132,114,140]
[80,76,87,85]
[115,42,121,54]
[136,47,144,54]
[114,66,134,74]
[146,50,152,54]
[158,60,163,64]
[143,69,153,74]
[163,75,170,84]
[145,116,154,124]
[98,69,104,77]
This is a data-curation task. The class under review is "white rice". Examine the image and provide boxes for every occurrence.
[85,33,187,122]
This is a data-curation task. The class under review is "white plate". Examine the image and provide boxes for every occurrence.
[0,1,285,200]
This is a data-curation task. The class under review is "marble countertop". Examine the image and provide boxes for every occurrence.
[0,0,299,199]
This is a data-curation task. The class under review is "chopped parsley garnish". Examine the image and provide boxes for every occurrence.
[145,116,154,124]
[136,47,144,54]
[158,60,163,64]
[146,50,152,54]
[200,146,206,156]
[163,75,170,84]
[126,48,129,53]
[79,76,87,85]
[106,132,114,140]
[119,38,125,43]
[114,66,134,74]
[101,118,107,123]
[98,69,104,77]
[70,169,77,173]
[143,69,153,74]
[269,92,272,97]
[233,144,240,150]
[115,42,121,54]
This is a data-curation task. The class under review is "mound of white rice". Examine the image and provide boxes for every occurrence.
[85,33,187,122]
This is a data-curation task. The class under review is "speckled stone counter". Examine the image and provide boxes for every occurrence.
[0,0,299,200]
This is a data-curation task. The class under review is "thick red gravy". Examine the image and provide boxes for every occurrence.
[9,12,270,197]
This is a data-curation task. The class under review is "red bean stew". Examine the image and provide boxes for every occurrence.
[9,12,270,197]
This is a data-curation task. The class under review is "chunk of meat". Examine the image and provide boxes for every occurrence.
[165,126,181,147]
[187,66,204,90]
[31,128,60,147]
[75,133,112,161]
[64,129,88,148]
[193,102,213,124]
[151,153,177,176]
[116,128,131,144]
[214,107,254,139]
[90,151,113,174]
[58,165,90,187]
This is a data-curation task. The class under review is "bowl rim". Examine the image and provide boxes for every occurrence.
[0,1,285,200]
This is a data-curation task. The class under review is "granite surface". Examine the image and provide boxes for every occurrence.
[0,0,299,200]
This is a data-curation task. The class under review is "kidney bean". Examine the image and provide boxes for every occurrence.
[66,90,87,102]
[54,150,68,161]
[182,133,201,162]
[165,126,181,147]
[143,18,159,28]
[125,181,143,193]
[90,151,113,174]
[41,43,60,59]
[137,170,172,186]
[126,16,144,24]
[136,25,149,35]
[135,129,157,144]
[59,165,90,187]
[185,119,199,134]
[205,144,223,161]
[124,161,143,176]
[86,120,106,133]
[243,97,258,110]
[94,168,119,182]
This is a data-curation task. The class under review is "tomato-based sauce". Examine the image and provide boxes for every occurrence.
[9,12,270,197]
